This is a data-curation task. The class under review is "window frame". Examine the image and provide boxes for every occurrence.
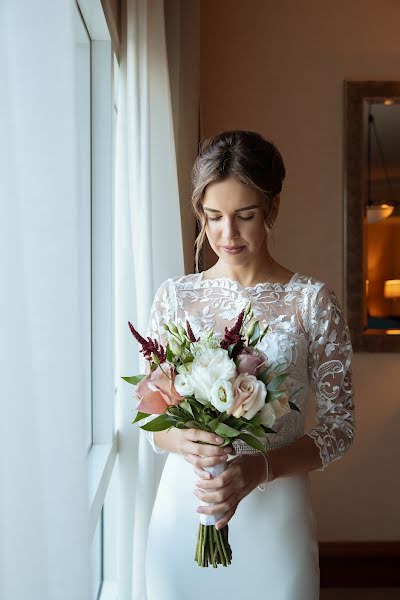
[76,1,118,598]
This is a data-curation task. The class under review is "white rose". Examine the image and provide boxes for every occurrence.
[210,379,235,412]
[230,374,266,420]
[260,385,291,427]
[188,348,236,404]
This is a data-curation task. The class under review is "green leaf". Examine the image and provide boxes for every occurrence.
[245,423,265,437]
[140,414,175,431]
[208,411,228,430]
[289,400,301,413]
[132,411,150,423]
[262,425,277,434]
[259,324,269,342]
[267,373,289,391]
[121,374,146,385]
[237,433,266,452]
[166,347,174,362]
[179,399,194,417]
[184,420,206,430]
[227,343,236,358]
[214,422,240,438]
[249,322,260,346]
[248,413,262,426]
[266,389,286,403]
[272,362,288,373]
[257,369,270,385]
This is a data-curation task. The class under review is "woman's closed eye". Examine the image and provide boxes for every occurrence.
[208,215,254,222]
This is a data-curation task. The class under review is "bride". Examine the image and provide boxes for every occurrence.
[143,130,355,599]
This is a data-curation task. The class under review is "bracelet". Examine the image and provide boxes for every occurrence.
[257,451,269,492]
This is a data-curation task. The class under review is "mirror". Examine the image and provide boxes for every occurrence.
[344,80,400,352]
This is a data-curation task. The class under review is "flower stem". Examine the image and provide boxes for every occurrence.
[194,524,232,568]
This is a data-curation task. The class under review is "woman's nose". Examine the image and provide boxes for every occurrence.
[222,218,239,239]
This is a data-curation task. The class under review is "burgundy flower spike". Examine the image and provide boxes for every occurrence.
[128,321,167,364]
[185,319,198,342]
[220,309,245,358]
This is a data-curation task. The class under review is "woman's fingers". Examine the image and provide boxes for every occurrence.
[183,452,229,468]
[183,429,234,454]
[193,466,212,480]
[215,504,238,530]
[185,428,224,445]
[194,462,236,489]
[195,491,238,517]
[194,484,232,504]
[186,441,231,458]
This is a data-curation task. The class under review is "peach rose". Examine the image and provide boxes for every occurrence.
[136,363,183,414]
[260,384,291,427]
[228,373,267,420]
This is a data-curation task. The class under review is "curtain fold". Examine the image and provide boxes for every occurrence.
[0,2,90,599]
[115,1,185,598]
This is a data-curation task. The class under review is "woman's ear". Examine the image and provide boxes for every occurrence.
[269,194,280,227]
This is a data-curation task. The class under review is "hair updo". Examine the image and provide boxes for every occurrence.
[191,130,286,273]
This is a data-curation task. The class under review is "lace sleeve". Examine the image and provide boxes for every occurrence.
[138,279,172,455]
[305,283,355,471]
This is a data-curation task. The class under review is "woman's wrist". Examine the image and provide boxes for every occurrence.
[247,452,271,489]
[153,428,181,454]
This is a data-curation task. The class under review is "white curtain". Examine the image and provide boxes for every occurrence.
[0,2,90,600]
[114,1,184,599]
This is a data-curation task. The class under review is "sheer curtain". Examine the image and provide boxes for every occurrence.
[0,2,90,599]
[114,1,185,599]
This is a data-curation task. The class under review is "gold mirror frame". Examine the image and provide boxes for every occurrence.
[344,80,400,352]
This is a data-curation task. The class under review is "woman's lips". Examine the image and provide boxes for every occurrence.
[221,246,245,254]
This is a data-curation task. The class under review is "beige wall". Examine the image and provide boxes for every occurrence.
[101,0,120,57]
[164,0,200,274]
[200,0,400,541]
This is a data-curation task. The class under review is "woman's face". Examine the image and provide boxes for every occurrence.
[202,177,277,264]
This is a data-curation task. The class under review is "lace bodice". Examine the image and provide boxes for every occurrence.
[139,272,355,471]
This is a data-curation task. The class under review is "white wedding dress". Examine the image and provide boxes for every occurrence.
[142,272,355,600]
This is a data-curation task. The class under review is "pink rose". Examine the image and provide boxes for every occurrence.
[228,373,267,420]
[136,363,183,414]
[236,349,266,376]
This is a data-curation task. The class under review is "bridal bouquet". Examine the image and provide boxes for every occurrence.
[123,301,300,568]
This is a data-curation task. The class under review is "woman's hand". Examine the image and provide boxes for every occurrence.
[193,453,269,529]
[178,428,234,469]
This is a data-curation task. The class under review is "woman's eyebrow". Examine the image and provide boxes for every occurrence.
[203,204,259,212]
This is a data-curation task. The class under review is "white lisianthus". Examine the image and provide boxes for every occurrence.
[187,347,236,404]
[210,379,235,412]
[174,363,195,396]
[260,384,291,427]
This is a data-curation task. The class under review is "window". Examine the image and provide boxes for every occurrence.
[74,1,118,597]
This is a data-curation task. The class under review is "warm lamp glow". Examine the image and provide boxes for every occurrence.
[367,204,395,224]
[383,98,395,106]
[384,279,400,299]
[386,330,400,335]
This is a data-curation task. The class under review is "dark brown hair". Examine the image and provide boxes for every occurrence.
[191,130,286,272]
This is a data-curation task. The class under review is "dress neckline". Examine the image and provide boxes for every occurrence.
[197,271,299,291]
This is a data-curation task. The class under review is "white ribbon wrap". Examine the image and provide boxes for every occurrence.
[196,461,228,526]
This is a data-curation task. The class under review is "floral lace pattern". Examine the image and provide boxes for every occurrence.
[140,272,355,471]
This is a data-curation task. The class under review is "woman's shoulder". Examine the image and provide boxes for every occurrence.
[292,272,330,291]
[156,273,201,289]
